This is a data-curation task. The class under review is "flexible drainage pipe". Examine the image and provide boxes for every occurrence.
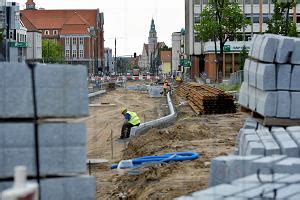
[111,151,200,169]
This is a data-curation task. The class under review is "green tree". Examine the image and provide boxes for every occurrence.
[266,0,297,37]
[194,0,250,81]
[42,39,65,63]
[239,45,248,71]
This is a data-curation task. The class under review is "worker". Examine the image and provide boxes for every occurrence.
[119,107,141,139]
[163,80,171,96]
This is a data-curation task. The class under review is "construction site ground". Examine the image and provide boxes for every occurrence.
[77,81,247,199]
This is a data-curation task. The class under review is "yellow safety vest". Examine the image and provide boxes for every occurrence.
[127,111,140,125]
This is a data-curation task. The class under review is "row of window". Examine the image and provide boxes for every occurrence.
[65,49,84,58]
[65,37,84,46]
[44,30,58,36]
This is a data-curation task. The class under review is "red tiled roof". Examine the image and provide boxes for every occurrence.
[21,9,97,30]
[160,51,171,62]
[60,24,89,35]
[20,14,38,32]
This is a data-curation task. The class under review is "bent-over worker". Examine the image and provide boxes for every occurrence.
[120,107,140,139]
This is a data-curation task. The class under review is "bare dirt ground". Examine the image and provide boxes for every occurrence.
[78,82,247,200]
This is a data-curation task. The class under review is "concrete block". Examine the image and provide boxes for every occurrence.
[250,155,287,174]
[271,129,298,157]
[35,64,64,88]
[290,92,300,119]
[149,85,162,97]
[1,123,34,148]
[243,118,257,129]
[64,123,86,146]
[264,184,300,199]
[3,87,34,118]
[286,129,300,155]
[248,61,258,87]
[274,158,300,173]
[63,65,88,88]
[243,59,251,83]
[192,184,244,197]
[256,62,276,91]
[257,129,281,156]
[248,86,256,111]
[277,64,292,90]
[245,141,265,156]
[209,155,261,186]
[256,89,277,117]
[38,124,64,147]
[64,147,87,173]
[40,147,64,175]
[2,148,35,178]
[289,193,300,200]
[276,91,291,118]
[232,173,289,184]
[259,35,279,62]
[275,36,294,63]
[36,88,64,117]
[248,34,258,58]
[278,174,300,183]
[238,82,249,107]
[238,129,259,155]
[251,35,264,60]
[235,183,285,199]
[291,38,300,64]
[63,88,89,117]
[291,65,300,91]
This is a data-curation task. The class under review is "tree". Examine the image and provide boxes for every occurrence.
[266,0,297,37]
[42,39,65,63]
[239,45,248,71]
[194,0,250,81]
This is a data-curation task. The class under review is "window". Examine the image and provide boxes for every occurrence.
[194,0,200,5]
[65,37,70,45]
[79,37,84,45]
[44,30,49,35]
[297,16,300,23]
[194,14,200,23]
[53,30,58,35]
[72,37,77,45]
[79,49,84,58]
[65,49,70,58]
[72,49,77,58]
[263,0,269,4]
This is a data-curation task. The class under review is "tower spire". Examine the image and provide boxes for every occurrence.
[26,0,36,10]
[150,18,156,33]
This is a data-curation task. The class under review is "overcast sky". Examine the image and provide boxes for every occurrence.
[18,0,185,56]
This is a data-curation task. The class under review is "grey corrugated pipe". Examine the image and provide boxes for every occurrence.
[130,92,177,137]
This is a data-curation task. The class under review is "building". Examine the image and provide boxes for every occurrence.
[21,14,42,62]
[140,19,165,74]
[21,0,104,74]
[104,47,114,74]
[185,0,300,82]
[1,2,28,63]
[160,51,171,74]
[171,31,184,76]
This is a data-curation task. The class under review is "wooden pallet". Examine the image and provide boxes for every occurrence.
[240,106,300,126]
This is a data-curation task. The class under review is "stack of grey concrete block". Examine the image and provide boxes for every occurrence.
[239,34,300,118]
[0,63,95,199]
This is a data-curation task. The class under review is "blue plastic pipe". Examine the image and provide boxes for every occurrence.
[111,151,200,169]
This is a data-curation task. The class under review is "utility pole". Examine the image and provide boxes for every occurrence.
[114,38,116,73]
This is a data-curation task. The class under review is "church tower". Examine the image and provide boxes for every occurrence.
[26,0,36,10]
[148,18,157,55]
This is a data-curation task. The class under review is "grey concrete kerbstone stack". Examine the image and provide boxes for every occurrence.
[243,59,251,83]
[286,126,300,155]
[256,129,280,156]
[290,65,300,91]
[35,64,89,117]
[274,35,294,63]
[209,155,262,187]
[255,88,277,117]
[248,34,257,58]
[248,60,258,88]
[0,123,87,178]
[256,63,276,91]
[271,128,298,157]
[274,157,300,173]
[259,35,279,63]
[276,91,291,118]
[277,64,292,90]
[248,85,256,111]
[0,63,34,118]
[291,39,300,64]
[251,34,264,60]
[241,130,265,156]
[249,155,287,174]
[290,92,300,119]
[238,82,249,107]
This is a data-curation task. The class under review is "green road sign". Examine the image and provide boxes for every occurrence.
[180,59,191,68]
[224,45,230,52]
[9,41,28,48]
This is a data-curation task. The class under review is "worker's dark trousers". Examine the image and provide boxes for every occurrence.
[121,122,140,139]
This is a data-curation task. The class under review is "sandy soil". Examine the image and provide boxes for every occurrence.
[81,83,247,199]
